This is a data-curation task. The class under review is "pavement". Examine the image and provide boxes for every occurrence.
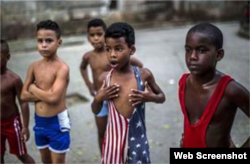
[4,22,250,164]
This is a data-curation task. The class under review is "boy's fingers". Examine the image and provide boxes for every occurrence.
[101,80,106,88]
[129,97,141,102]
[109,94,119,99]
[129,93,142,98]
[132,101,142,106]
[108,88,120,96]
[131,89,142,94]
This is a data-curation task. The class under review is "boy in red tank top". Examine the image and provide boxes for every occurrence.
[1,40,35,163]
[178,23,249,148]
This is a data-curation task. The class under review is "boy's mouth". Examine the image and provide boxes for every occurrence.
[110,61,118,68]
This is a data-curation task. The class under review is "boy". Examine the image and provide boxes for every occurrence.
[80,18,143,153]
[91,22,165,164]
[0,40,35,163]
[179,23,249,147]
[21,20,71,163]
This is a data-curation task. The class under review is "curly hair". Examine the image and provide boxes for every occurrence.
[37,20,61,39]
[105,22,135,47]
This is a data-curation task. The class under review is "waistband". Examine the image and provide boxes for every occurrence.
[1,114,20,125]
[35,110,69,126]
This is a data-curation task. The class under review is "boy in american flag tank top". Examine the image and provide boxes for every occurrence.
[91,22,165,164]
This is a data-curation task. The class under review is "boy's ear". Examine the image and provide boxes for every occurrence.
[216,48,224,61]
[6,53,10,60]
[130,45,136,55]
[58,39,62,45]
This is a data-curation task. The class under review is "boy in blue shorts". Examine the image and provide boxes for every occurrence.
[21,20,70,163]
[80,18,143,154]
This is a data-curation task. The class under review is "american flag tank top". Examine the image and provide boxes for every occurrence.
[101,66,151,164]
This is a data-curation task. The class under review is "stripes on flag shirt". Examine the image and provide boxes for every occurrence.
[101,66,151,164]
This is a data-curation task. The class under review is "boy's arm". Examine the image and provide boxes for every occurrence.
[21,64,40,102]
[80,53,95,96]
[130,56,143,68]
[227,81,250,148]
[29,65,69,104]
[129,68,165,106]
[15,77,30,141]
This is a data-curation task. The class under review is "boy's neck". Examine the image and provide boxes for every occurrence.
[191,70,219,86]
[1,66,7,75]
[114,63,133,74]
[94,46,105,53]
[43,54,58,62]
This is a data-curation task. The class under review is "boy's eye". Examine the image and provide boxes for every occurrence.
[46,39,53,43]
[37,39,43,43]
[106,47,110,52]
[115,47,123,52]
[185,48,191,54]
[197,48,207,54]
[97,33,103,37]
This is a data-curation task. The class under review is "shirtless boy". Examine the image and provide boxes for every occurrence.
[1,40,35,163]
[80,18,143,153]
[91,22,165,163]
[179,23,249,148]
[21,20,70,163]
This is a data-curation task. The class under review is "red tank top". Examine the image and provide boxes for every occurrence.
[178,74,233,148]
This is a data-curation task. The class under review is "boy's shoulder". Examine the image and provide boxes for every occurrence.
[6,69,22,84]
[82,50,93,59]
[139,67,152,77]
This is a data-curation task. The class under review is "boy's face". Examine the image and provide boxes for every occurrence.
[185,32,222,75]
[37,29,61,58]
[88,26,105,50]
[0,48,10,69]
[105,37,135,69]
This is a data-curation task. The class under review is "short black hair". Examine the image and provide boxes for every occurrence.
[105,22,135,47]
[87,18,106,32]
[0,39,10,55]
[187,23,223,49]
[37,20,61,38]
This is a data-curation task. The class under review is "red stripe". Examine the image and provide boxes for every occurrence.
[102,101,129,164]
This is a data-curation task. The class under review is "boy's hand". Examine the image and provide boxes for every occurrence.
[21,127,30,142]
[95,80,120,102]
[129,81,154,106]
[180,133,184,147]
[28,83,36,93]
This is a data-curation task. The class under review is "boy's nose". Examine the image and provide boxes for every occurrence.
[190,51,198,60]
[110,50,116,58]
[42,42,47,47]
[94,35,99,40]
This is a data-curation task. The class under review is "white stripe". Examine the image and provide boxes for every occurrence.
[14,118,24,155]
[37,145,49,149]
[112,103,117,163]
[49,147,69,153]
[107,103,114,163]
[114,103,121,164]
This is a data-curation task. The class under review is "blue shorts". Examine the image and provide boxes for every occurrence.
[33,110,71,153]
[96,101,108,117]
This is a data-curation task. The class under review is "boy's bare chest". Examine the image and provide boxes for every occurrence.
[185,86,215,123]
[0,75,17,117]
[89,55,110,72]
[0,76,15,99]
[34,64,57,89]
[111,75,138,118]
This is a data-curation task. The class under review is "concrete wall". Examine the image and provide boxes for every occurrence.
[1,0,246,41]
